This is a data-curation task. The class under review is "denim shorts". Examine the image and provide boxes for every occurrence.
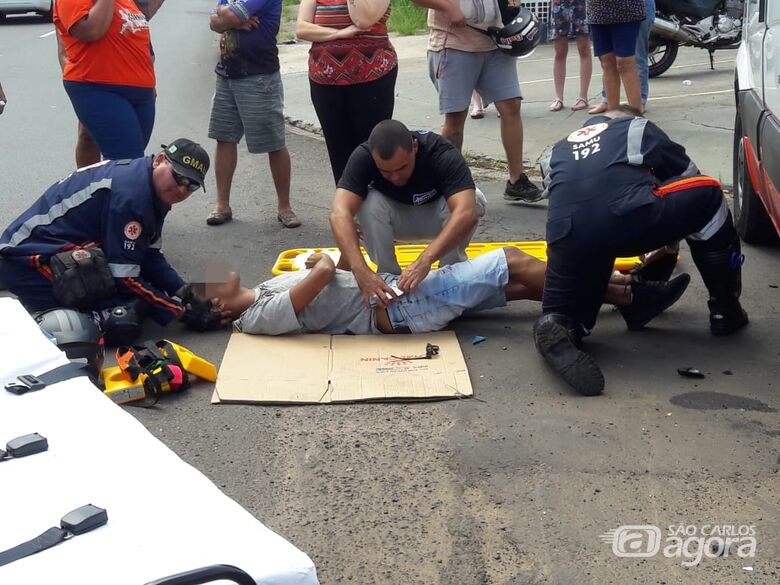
[591,21,643,58]
[385,249,509,333]
[208,72,285,153]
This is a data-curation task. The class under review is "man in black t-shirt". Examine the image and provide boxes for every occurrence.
[331,119,486,307]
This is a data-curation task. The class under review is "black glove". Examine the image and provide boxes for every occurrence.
[180,300,223,332]
[174,283,196,305]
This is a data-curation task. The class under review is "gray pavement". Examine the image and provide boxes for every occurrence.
[281,35,737,184]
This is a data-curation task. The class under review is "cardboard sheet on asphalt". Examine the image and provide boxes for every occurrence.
[211,331,473,404]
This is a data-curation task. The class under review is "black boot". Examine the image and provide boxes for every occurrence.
[689,233,748,335]
[533,313,604,396]
[619,273,691,330]
[102,299,149,347]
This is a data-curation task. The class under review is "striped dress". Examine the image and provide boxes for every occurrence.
[308,0,397,85]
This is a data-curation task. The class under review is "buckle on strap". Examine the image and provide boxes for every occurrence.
[4,374,46,395]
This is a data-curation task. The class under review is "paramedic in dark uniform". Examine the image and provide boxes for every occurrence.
[0,138,222,336]
[533,106,748,397]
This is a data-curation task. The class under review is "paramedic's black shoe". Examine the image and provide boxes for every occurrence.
[533,314,604,396]
[619,273,691,331]
[503,174,543,203]
[708,300,748,335]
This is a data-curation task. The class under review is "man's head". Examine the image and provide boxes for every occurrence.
[152,138,210,207]
[368,120,418,187]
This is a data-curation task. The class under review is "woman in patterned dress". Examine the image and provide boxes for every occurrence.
[547,0,591,112]
[296,0,397,183]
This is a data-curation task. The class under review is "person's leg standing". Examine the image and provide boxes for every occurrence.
[550,37,569,110]
[207,75,244,224]
[310,81,357,184]
[575,33,592,108]
[612,21,643,111]
[64,82,147,159]
[478,51,541,202]
[129,85,156,154]
[427,48,480,150]
[236,72,299,227]
[636,0,655,108]
[75,123,101,168]
[347,66,397,158]
[590,25,621,108]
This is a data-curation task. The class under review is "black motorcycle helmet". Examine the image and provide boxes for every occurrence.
[489,8,541,58]
[35,308,105,373]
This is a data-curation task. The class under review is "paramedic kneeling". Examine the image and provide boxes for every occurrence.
[0,139,224,340]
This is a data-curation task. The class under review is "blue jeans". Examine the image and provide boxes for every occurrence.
[599,0,655,104]
[385,249,509,333]
[64,81,156,160]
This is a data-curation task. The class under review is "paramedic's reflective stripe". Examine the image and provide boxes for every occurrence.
[109,263,141,277]
[653,175,721,197]
[689,198,730,241]
[626,117,649,166]
[149,239,162,250]
[121,278,183,318]
[0,179,112,253]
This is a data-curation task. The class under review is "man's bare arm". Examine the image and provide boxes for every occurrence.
[69,0,116,42]
[329,188,396,307]
[397,189,478,292]
[289,254,336,313]
[411,0,464,26]
[346,0,390,29]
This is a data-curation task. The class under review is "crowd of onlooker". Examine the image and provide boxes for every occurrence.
[2,0,657,221]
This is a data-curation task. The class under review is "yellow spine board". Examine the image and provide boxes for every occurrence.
[272,243,643,275]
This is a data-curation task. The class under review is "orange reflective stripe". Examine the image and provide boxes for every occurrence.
[653,176,721,198]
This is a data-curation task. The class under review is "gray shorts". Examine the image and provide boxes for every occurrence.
[427,49,522,114]
[208,72,285,153]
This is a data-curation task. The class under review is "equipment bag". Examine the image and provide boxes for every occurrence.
[49,248,117,309]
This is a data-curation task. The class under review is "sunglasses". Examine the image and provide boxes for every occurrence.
[166,158,201,193]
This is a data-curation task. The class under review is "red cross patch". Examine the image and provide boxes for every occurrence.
[124,221,143,241]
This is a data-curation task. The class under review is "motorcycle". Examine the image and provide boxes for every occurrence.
[649,0,744,78]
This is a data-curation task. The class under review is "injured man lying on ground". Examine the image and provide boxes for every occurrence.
[209,247,690,336]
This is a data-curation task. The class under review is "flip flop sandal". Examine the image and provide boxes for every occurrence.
[470,107,484,119]
[548,99,564,112]
[277,209,301,228]
[571,97,589,111]
[206,207,232,226]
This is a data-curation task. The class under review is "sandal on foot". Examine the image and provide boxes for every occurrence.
[277,209,301,228]
[571,97,589,111]
[470,105,484,119]
[548,99,564,112]
[206,207,232,226]
[587,102,609,115]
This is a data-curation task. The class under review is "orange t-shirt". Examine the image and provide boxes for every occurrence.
[54,0,155,88]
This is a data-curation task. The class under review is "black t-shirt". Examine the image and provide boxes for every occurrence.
[337,131,475,205]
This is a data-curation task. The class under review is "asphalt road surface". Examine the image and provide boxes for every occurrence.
[1,3,779,583]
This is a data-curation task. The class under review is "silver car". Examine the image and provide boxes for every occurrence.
[0,0,52,20]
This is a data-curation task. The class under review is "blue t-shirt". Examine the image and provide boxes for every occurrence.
[215,0,281,78]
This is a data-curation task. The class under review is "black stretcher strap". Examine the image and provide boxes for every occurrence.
[0,526,68,567]
[4,362,91,395]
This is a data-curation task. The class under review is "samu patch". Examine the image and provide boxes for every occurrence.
[124,221,143,240]
[567,123,608,143]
